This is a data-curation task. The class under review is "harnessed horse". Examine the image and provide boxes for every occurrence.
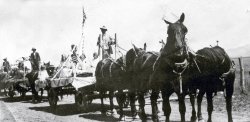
[95,56,127,119]
[124,43,161,121]
[151,13,235,122]
[150,13,194,122]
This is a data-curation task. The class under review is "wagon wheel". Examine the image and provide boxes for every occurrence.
[87,99,92,105]
[21,91,26,98]
[48,88,58,109]
[8,86,15,98]
[123,97,129,108]
[8,90,15,98]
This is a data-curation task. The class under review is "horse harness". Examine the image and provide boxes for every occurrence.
[100,58,126,78]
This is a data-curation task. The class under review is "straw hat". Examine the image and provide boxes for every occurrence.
[100,26,107,30]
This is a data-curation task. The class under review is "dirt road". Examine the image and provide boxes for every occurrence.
[0,92,249,122]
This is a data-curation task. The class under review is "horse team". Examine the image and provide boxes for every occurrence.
[95,13,235,122]
[1,13,235,122]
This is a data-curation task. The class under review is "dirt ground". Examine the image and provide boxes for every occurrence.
[0,91,249,122]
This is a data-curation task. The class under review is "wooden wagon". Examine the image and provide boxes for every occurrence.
[46,73,98,109]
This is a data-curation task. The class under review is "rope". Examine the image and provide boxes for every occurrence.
[116,45,127,52]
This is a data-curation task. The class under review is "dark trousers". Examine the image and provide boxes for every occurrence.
[32,62,40,71]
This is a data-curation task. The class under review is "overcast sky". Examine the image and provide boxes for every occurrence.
[1,0,250,65]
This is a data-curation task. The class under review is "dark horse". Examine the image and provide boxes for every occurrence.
[26,70,41,102]
[190,46,235,122]
[95,56,127,119]
[150,13,194,122]
[125,43,160,121]
[151,13,235,122]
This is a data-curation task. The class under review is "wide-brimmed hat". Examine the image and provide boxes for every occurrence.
[100,26,107,31]
[32,47,36,51]
[3,58,7,60]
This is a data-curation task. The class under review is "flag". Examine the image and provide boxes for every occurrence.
[82,6,87,27]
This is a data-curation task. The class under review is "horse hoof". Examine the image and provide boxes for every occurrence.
[118,116,122,121]
[198,119,205,122]
[132,114,139,120]
[101,111,106,116]
[152,115,159,122]
[191,116,197,122]
[138,113,147,120]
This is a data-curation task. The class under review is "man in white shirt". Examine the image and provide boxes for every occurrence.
[97,26,116,59]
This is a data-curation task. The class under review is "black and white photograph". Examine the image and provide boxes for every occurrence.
[0,0,250,121]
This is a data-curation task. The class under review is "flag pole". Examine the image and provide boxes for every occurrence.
[81,6,87,56]
[115,33,117,60]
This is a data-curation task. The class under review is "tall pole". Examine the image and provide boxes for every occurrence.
[81,6,87,56]
[115,33,117,60]
[239,57,246,94]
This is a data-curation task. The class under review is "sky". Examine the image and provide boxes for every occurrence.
[1,0,250,66]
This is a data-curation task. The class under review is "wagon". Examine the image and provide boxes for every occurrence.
[46,72,97,109]
[47,73,130,111]
[4,77,30,98]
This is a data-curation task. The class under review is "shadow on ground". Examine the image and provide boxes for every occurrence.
[79,114,120,121]
[0,95,47,103]
[29,103,120,116]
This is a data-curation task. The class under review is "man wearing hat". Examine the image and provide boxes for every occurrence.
[30,48,41,71]
[2,58,10,73]
[97,26,116,59]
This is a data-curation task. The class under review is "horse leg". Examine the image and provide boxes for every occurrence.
[30,83,39,102]
[37,88,43,102]
[116,90,125,120]
[225,94,233,122]
[162,89,173,122]
[128,91,137,118]
[4,88,7,96]
[178,94,186,122]
[100,91,106,115]
[109,90,114,114]
[197,90,205,121]
[138,91,146,120]
[206,92,213,122]
[225,81,234,122]
[151,89,159,121]
[190,91,197,122]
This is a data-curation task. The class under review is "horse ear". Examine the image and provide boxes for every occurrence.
[164,19,172,25]
[179,13,185,23]
[132,44,138,50]
[144,43,147,51]
[132,44,139,53]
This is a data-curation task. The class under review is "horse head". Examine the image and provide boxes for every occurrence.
[162,13,188,63]
[156,13,189,94]
[125,44,146,72]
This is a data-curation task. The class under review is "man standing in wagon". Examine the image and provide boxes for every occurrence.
[30,47,41,71]
[97,26,116,59]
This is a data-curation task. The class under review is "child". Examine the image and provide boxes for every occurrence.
[35,65,49,92]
